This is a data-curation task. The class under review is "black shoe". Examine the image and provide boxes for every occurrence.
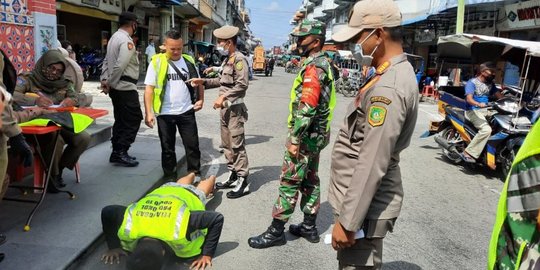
[216,171,238,189]
[0,253,4,263]
[226,176,249,199]
[0,234,6,246]
[53,175,66,188]
[289,223,320,243]
[126,153,137,160]
[163,172,177,182]
[46,179,62,194]
[109,151,139,167]
[248,226,286,249]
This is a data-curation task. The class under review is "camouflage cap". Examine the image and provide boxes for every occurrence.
[291,20,326,37]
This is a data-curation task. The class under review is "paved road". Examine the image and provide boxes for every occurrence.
[74,68,504,270]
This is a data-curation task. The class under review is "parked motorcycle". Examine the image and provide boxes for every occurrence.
[78,50,104,80]
[424,94,537,178]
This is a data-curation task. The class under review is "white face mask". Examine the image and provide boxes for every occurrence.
[217,42,229,56]
[349,29,379,68]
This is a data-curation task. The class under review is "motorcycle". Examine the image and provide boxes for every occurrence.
[78,50,104,80]
[424,94,537,178]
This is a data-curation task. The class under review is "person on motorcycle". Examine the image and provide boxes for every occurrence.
[461,62,504,163]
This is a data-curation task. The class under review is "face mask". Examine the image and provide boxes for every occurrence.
[217,42,229,56]
[132,23,138,35]
[350,29,379,68]
[297,39,316,57]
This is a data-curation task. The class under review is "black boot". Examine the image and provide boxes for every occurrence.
[226,176,249,199]
[46,177,62,194]
[109,150,139,167]
[0,234,6,246]
[53,174,66,188]
[289,214,320,243]
[248,221,286,249]
[216,171,238,189]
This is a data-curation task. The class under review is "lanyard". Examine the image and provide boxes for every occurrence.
[354,61,391,107]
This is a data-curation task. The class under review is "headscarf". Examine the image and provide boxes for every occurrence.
[27,50,70,94]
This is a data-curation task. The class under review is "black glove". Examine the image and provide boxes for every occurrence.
[9,133,33,167]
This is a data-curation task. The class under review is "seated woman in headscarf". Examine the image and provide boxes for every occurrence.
[13,50,91,192]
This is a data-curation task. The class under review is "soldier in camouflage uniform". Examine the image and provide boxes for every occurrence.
[488,121,540,270]
[248,20,336,249]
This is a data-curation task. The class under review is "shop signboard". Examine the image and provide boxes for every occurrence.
[505,0,540,30]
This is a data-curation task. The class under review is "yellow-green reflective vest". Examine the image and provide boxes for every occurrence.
[118,184,207,258]
[151,53,196,114]
[488,121,540,269]
[287,54,337,131]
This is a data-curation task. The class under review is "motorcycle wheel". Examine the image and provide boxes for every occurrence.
[500,146,519,179]
[439,127,463,163]
[335,78,343,94]
[342,81,355,97]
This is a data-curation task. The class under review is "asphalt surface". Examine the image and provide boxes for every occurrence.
[72,68,504,270]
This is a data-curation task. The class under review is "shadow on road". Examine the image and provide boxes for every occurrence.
[248,165,282,193]
[245,134,273,145]
[383,261,423,270]
[419,145,440,150]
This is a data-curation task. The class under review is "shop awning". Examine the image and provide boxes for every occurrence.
[402,14,429,26]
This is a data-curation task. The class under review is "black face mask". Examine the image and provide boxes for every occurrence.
[132,23,138,35]
[485,75,495,83]
[297,39,316,57]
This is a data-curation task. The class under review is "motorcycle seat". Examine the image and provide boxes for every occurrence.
[446,107,466,123]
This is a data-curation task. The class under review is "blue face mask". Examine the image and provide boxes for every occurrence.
[349,29,379,68]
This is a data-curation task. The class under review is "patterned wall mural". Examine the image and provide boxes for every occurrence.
[0,0,34,73]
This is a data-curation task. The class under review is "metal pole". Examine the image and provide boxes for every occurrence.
[456,0,465,34]
[171,6,175,28]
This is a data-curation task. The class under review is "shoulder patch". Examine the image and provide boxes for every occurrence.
[368,105,387,127]
[127,42,134,50]
[370,96,392,105]
[235,60,243,71]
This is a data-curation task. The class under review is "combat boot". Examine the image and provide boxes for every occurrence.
[215,171,238,189]
[226,176,249,199]
[248,225,286,249]
[289,214,319,243]
[109,150,139,167]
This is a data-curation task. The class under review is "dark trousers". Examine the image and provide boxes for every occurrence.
[157,110,201,175]
[109,89,143,151]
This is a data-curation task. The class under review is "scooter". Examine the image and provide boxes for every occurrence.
[78,51,104,80]
[423,94,537,178]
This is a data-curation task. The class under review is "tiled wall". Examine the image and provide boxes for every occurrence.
[0,0,34,73]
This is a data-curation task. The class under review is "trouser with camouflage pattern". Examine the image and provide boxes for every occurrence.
[272,148,321,222]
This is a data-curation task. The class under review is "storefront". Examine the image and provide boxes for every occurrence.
[498,0,540,86]
[56,0,121,56]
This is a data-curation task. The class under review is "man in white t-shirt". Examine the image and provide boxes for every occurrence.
[143,30,204,181]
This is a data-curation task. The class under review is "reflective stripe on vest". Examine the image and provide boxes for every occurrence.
[488,121,540,269]
[151,53,196,114]
[117,185,206,258]
[287,54,336,131]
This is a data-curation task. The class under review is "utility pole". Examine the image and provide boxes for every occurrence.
[456,0,465,34]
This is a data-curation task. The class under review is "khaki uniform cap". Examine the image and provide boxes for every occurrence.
[214,25,239,39]
[332,0,402,43]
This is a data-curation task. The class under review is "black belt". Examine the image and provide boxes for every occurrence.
[120,76,138,84]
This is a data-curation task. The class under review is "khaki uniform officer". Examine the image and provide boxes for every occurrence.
[189,25,250,199]
[329,0,419,269]
[100,11,142,167]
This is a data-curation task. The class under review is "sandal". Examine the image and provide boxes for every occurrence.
[460,153,476,163]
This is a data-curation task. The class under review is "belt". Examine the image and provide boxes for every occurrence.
[223,97,244,108]
[120,75,138,84]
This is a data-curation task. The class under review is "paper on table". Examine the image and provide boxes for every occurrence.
[324,229,365,245]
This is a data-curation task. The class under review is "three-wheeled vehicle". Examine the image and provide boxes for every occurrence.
[424,34,540,178]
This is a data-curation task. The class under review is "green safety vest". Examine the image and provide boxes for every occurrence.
[18,112,93,134]
[488,121,540,269]
[287,53,337,131]
[151,53,197,114]
[117,184,207,258]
